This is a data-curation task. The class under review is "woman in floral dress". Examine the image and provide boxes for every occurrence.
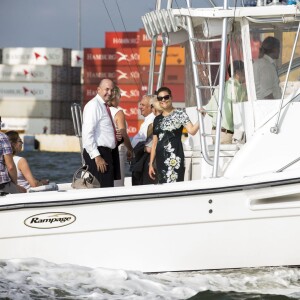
[149,87,200,184]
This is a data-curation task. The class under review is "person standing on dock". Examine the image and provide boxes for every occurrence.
[82,79,121,188]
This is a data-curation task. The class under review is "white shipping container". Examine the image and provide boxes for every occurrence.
[0,65,73,83]
[71,50,83,67]
[0,82,73,101]
[0,99,51,118]
[3,47,71,66]
[0,99,73,119]
[1,117,74,135]
[1,117,51,134]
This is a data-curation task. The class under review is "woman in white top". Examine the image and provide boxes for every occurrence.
[108,86,134,186]
[5,131,49,191]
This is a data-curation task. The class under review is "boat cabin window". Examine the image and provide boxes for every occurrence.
[187,21,246,106]
[248,22,300,100]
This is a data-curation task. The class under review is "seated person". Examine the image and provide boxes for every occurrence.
[253,36,282,100]
[6,131,49,191]
[205,60,247,144]
[0,131,21,194]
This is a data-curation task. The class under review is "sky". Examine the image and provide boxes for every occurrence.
[0,0,176,50]
[0,0,227,50]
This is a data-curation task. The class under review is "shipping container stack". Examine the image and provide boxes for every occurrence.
[0,47,82,134]
[83,29,186,137]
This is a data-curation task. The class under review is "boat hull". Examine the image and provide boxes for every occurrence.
[1,178,300,272]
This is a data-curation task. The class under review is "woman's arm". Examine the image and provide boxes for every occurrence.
[115,110,134,160]
[4,153,17,184]
[148,135,158,180]
[185,121,200,136]
[17,157,44,187]
[115,110,133,151]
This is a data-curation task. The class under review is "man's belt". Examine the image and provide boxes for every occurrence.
[212,127,234,134]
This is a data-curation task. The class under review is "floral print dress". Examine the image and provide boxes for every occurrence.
[153,109,191,184]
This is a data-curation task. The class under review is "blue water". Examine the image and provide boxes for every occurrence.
[2,151,300,299]
[21,151,83,184]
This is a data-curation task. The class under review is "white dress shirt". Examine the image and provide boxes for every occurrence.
[131,112,155,148]
[82,94,115,159]
[253,54,282,99]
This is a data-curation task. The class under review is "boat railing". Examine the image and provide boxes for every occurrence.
[71,103,84,166]
[143,0,235,177]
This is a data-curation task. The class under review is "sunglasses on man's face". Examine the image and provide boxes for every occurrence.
[157,95,171,101]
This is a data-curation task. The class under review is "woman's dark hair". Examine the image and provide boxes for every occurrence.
[5,130,19,155]
[228,60,244,77]
[259,36,280,58]
[155,86,172,96]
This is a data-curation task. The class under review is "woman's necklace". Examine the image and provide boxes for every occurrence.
[163,107,175,117]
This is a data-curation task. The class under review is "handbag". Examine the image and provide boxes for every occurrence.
[71,165,101,189]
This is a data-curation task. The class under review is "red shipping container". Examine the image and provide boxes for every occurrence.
[137,28,163,47]
[84,48,140,66]
[84,65,141,84]
[105,32,138,48]
[140,84,185,102]
[126,120,139,137]
[139,65,185,85]
[118,84,140,101]
[119,101,139,121]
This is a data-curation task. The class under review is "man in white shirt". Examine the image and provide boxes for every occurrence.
[131,94,156,185]
[253,36,282,100]
[131,95,156,148]
[82,78,120,188]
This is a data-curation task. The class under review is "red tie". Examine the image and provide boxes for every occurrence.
[105,103,117,147]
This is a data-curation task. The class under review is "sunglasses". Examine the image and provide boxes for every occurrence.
[157,95,171,101]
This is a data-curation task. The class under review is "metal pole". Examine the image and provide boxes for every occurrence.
[71,103,84,165]
[212,0,229,177]
[271,22,300,134]
[78,0,81,50]
[186,0,213,166]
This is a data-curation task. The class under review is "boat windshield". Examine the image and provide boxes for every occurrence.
[248,21,300,100]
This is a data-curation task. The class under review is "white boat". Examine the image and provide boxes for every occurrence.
[1,0,300,273]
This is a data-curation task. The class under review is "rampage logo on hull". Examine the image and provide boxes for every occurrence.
[24,212,76,229]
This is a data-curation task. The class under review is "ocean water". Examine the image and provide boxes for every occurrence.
[2,151,300,299]
[21,151,83,184]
